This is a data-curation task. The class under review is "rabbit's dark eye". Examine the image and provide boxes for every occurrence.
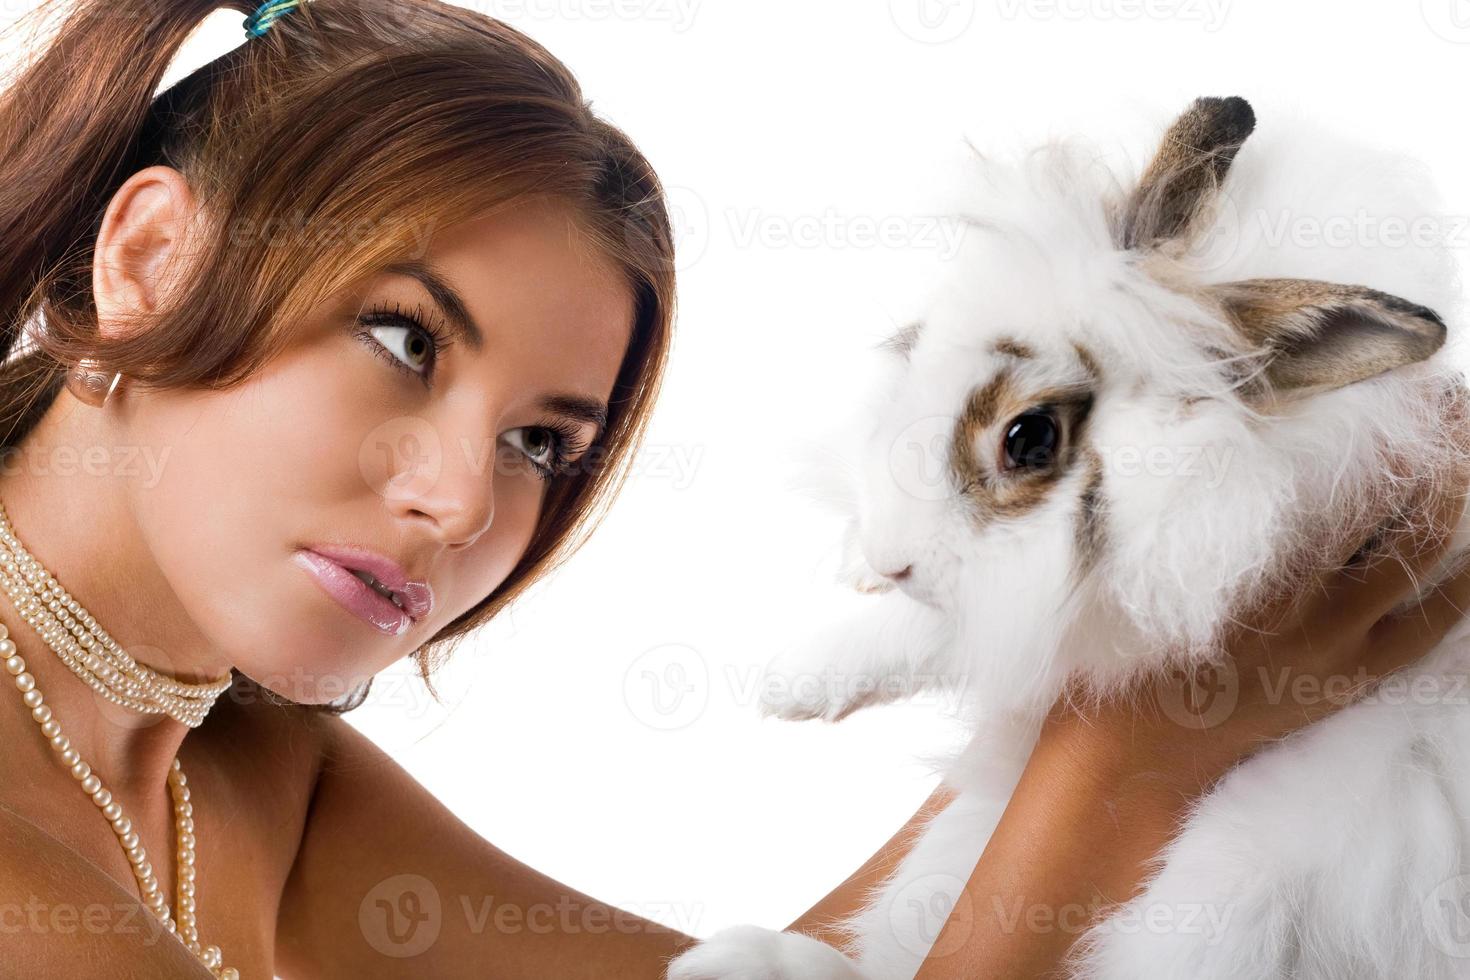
[1001,410,1059,470]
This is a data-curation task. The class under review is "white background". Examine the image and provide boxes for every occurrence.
[9,0,1470,947]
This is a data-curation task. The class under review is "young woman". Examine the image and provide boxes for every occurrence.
[1,1,1467,978]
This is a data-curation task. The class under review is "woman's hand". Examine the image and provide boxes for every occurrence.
[916,470,1470,979]
[1070,470,1470,795]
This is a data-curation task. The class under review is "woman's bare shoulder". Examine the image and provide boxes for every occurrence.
[0,802,216,977]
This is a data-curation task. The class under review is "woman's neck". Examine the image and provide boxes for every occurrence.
[0,389,233,797]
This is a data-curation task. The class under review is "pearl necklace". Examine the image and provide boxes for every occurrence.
[0,499,232,727]
[0,501,239,978]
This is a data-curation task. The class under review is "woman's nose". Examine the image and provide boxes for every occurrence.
[400,485,495,548]
[384,435,497,548]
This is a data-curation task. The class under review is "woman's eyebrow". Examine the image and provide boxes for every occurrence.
[382,258,485,353]
[381,259,610,436]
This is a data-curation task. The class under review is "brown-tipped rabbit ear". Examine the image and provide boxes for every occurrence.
[1117,95,1255,250]
[1207,277,1447,400]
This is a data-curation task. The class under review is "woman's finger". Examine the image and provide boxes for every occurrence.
[1303,474,1468,636]
[1364,545,1470,672]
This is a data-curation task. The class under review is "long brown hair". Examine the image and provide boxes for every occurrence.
[0,0,676,712]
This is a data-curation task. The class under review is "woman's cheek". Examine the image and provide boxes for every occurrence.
[439,474,545,613]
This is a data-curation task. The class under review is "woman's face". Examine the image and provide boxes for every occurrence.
[107,177,634,702]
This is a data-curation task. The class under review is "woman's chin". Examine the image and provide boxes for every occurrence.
[231,664,378,706]
[226,633,387,706]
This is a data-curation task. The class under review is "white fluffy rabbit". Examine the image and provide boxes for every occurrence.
[667,96,1470,980]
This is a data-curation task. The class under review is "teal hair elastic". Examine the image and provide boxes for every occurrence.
[243,0,301,38]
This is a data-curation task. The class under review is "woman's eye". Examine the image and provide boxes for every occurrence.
[368,323,434,375]
[503,426,561,473]
[1000,410,1060,471]
[354,303,450,384]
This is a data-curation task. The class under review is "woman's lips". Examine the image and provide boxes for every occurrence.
[299,542,435,620]
[291,549,414,636]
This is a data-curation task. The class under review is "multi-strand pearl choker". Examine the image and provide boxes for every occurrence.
[0,495,239,978]
[0,499,232,727]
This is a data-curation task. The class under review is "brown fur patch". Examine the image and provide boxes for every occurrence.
[992,337,1036,360]
[880,321,923,358]
[1071,341,1102,384]
[950,370,1020,486]
[1073,448,1107,573]
[950,370,1096,528]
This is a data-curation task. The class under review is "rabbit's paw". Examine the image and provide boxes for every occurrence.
[756,622,919,722]
[756,588,946,723]
[756,644,866,722]
[666,925,865,980]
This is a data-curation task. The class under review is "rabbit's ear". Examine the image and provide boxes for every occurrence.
[1207,277,1447,399]
[1117,95,1255,250]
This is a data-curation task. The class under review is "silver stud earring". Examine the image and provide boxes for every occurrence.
[64,358,124,408]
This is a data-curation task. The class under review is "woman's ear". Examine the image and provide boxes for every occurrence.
[92,164,201,340]
[1206,277,1447,401]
